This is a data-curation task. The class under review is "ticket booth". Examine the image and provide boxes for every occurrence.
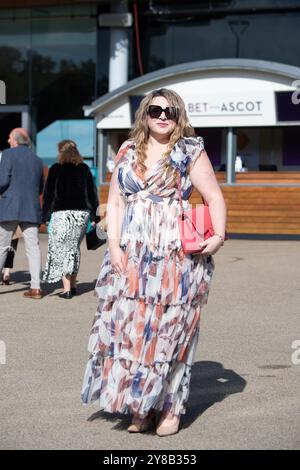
[84,59,300,237]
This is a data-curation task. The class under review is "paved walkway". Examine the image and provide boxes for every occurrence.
[0,236,299,450]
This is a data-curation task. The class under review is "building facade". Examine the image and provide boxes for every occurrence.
[0,0,300,235]
[85,59,300,182]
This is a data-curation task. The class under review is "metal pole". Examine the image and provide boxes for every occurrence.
[227,127,237,184]
[21,110,31,135]
[97,129,107,185]
[93,117,97,169]
[28,9,33,139]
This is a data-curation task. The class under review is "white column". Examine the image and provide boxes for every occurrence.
[21,110,31,136]
[226,127,237,184]
[109,2,129,92]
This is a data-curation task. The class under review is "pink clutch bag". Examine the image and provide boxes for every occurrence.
[177,172,215,254]
[178,205,215,254]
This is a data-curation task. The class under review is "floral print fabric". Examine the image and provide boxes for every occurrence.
[43,210,89,283]
[81,137,215,418]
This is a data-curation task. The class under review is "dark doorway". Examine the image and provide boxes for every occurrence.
[0,113,21,151]
[195,127,223,169]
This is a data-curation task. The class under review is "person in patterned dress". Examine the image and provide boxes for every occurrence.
[42,140,99,298]
[81,88,227,436]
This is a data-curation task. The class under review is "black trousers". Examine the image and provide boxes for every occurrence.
[4,238,19,269]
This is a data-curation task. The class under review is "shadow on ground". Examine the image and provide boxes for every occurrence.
[86,361,247,433]
[181,361,247,428]
[0,270,96,297]
[45,280,97,297]
[0,270,30,294]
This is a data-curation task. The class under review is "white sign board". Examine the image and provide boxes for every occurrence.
[96,91,276,129]
[184,91,276,127]
[96,101,131,129]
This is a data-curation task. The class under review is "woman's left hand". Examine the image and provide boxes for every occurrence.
[198,235,224,255]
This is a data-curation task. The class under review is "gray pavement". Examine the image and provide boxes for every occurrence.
[0,235,299,450]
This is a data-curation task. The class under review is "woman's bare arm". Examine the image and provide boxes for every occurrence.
[189,150,227,239]
[106,167,126,252]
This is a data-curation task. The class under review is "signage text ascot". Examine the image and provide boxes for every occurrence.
[188,100,262,115]
[96,90,276,128]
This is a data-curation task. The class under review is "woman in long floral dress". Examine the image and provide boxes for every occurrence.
[81,88,227,436]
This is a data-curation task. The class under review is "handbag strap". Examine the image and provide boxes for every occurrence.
[177,171,184,214]
[177,170,208,213]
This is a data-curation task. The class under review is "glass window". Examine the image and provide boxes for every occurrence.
[282,127,300,167]
[139,8,300,73]
[30,5,96,133]
[0,16,30,104]
[235,128,283,171]
[0,113,22,151]
[195,128,222,169]
[0,4,97,151]
[36,118,94,168]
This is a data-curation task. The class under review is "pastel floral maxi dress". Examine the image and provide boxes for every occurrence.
[81,136,215,418]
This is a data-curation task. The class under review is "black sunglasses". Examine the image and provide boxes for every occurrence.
[147,105,179,121]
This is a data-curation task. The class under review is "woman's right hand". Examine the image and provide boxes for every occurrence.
[110,246,126,277]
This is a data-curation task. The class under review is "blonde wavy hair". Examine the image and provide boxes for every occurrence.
[129,88,195,175]
[58,140,83,166]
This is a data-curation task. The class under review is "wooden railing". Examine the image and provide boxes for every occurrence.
[215,172,300,184]
[99,172,300,236]
[210,186,300,235]
[104,171,300,184]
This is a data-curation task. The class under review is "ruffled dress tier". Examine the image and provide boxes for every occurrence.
[81,137,215,418]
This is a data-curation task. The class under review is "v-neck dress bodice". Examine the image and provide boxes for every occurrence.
[117,139,195,200]
[82,136,215,418]
[115,138,202,255]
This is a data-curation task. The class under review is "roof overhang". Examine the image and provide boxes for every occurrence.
[83,59,300,128]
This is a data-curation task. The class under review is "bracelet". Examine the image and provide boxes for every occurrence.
[214,233,225,246]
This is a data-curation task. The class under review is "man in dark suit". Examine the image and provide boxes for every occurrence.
[0,128,44,299]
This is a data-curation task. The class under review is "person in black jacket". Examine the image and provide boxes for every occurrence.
[42,140,99,299]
